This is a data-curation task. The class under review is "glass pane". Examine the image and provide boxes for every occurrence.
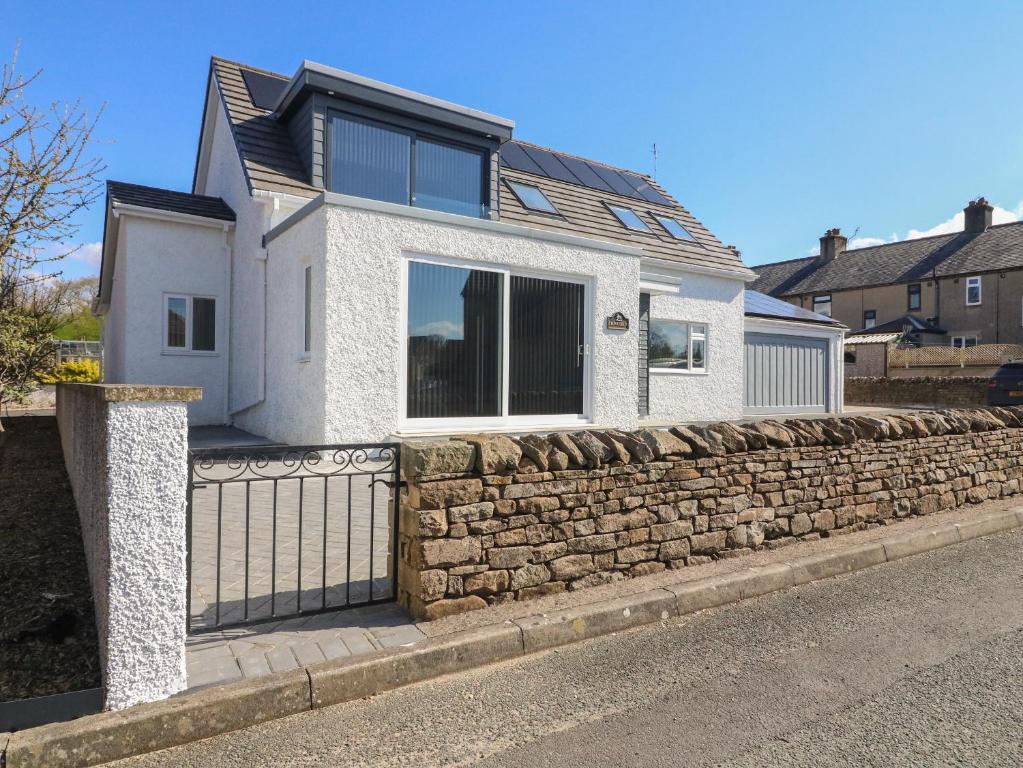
[508,181,558,214]
[414,139,483,217]
[607,205,651,232]
[304,266,312,353]
[509,276,584,416]
[192,298,216,352]
[407,262,501,418]
[649,319,688,368]
[654,215,696,241]
[329,115,410,204]
[691,337,705,369]
[167,297,186,348]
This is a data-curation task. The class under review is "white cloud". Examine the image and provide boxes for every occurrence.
[69,241,102,267]
[848,236,889,249]
[412,320,463,339]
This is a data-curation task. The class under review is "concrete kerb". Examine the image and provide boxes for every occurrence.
[4,509,1021,768]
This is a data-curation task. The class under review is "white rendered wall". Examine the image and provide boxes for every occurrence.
[257,206,328,445]
[647,274,746,423]
[105,216,228,425]
[198,96,313,436]
[305,203,643,443]
[57,384,190,710]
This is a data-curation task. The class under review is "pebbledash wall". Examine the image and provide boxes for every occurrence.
[397,407,1023,619]
[56,383,198,710]
[253,192,748,445]
[846,376,987,408]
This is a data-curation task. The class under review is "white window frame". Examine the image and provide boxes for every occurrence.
[648,319,709,375]
[300,265,312,361]
[398,253,594,431]
[812,294,832,318]
[162,293,217,355]
[965,276,982,306]
[951,335,979,348]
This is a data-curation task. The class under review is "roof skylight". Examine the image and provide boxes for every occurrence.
[607,204,651,232]
[653,214,697,241]
[507,180,559,214]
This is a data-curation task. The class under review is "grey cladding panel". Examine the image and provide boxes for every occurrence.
[638,292,650,417]
[744,332,829,414]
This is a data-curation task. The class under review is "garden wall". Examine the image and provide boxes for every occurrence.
[56,383,200,710]
[399,408,1023,620]
[845,376,987,407]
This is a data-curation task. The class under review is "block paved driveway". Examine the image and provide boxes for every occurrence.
[186,446,422,689]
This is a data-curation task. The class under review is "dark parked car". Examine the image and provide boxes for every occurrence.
[986,362,1023,405]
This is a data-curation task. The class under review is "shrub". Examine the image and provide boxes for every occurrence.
[37,359,100,384]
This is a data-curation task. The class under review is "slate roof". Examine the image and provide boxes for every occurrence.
[207,57,752,276]
[751,222,1023,297]
[107,180,235,221]
[743,289,844,327]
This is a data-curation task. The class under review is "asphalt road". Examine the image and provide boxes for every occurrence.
[113,528,1023,767]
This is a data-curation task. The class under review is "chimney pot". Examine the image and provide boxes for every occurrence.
[964,197,993,233]
[818,228,847,262]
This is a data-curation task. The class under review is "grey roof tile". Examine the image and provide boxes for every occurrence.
[752,223,1023,296]
[107,180,235,221]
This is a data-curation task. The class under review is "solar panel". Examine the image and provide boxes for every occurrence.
[587,162,643,198]
[519,145,583,186]
[620,171,674,206]
[744,290,839,324]
[241,69,289,111]
[499,141,545,176]
[554,154,616,193]
[500,140,674,207]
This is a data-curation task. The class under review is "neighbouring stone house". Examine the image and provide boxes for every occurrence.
[752,198,1023,348]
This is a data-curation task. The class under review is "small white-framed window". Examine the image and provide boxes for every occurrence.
[951,335,978,348]
[965,276,982,306]
[303,265,312,356]
[648,319,708,373]
[812,294,832,318]
[164,294,216,353]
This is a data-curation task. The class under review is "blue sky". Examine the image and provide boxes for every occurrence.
[8,0,1023,279]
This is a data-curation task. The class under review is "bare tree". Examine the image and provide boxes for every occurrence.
[0,44,104,423]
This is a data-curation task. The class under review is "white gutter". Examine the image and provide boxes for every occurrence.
[111,203,236,231]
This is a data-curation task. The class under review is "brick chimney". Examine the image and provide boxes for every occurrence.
[964,197,993,233]
[818,228,847,262]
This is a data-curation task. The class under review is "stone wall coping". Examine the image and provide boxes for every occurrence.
[57,383,203,403]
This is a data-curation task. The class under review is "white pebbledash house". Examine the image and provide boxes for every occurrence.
[97,57,843,444]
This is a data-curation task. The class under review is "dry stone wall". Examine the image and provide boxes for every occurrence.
[398,408,1023,620]
[845,376,987,407]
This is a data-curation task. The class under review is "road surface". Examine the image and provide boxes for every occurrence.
[113,527,1023,767]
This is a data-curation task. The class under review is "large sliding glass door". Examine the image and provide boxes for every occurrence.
[405,259,588,425]
[509,276,584,416]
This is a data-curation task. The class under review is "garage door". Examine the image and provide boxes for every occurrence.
[744,332,829,414]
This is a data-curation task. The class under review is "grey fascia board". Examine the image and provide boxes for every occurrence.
[273,60,514,140]
[264,191,643,258]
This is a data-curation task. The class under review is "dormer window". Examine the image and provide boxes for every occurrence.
[606,204,650,232]
[327,113,486,218]
[652,214,697,241]
[506,180,558,214]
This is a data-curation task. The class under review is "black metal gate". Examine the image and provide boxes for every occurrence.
[186,443,401,633]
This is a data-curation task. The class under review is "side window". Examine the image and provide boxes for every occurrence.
[863,310,876,329]
[648,319,708,372]
[164,295,216,353]
[303,265,312,355]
